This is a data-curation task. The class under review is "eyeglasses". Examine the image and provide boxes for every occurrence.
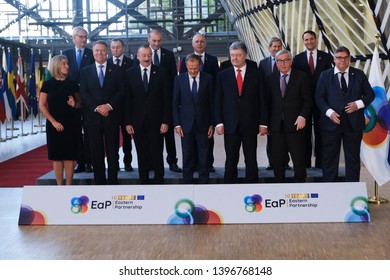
[276,58,291,64]
[335,56,349,61]
[76,35,88,39]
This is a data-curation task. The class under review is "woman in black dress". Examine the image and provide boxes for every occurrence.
[39,55,81,185]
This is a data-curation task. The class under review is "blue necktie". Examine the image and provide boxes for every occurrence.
[340,72,347,95]
[191,77,198,99]
[143,68,148,91]
[153,50,160,66]
[77,49,82,70]
[115,58,120,66]
[98,65,104,87]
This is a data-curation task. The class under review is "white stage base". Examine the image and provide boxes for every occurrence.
[18,183,370,225]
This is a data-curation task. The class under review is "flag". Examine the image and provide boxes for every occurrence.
[6,48,17,119]
[0,68,6,123]
[360,46,390,186]
[16,49,28,120]
[38,49,44,91]
[45,51,52,81]
[28,50,38,117]
[1,48,12,122]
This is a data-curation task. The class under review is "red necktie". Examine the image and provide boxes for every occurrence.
[236,69,243,95]
[309,51,314,75]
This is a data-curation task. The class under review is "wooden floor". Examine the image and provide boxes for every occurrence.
[1,120,390,260]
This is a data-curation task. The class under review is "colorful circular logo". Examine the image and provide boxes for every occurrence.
[244,194,263,213]
[71,196,89,214]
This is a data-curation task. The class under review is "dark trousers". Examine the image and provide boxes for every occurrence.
[134,122,164,184]
[224,130,258,184]
[181,128,210,184]
[86,121,119,185]
[120,124,133,166]
[76,117,91,166]
[271,127,306,183]
[321,115,362,182]
[164,125,178,165]
[266,134,290,167]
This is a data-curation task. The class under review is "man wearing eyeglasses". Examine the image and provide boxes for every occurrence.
[266,50,312,183]
[315,46,374,182]
[63,26,95,174]
[293,31,333,169]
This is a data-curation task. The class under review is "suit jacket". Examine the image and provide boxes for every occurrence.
[266,69,312,132]
[179,52,219,79]
[259,56,276,77]
[315,67,375,132]
[125,65,171,132]
[220,59,257,71]
[172,72,213,134]
[214,66,267,135]
[293,50,333,93]
[79,63,125,126]
[108,55,134,71]
[63,47,95,82]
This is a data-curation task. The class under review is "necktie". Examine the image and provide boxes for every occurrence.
[153,50,160,66]
[200,55,204,72]
[115,58,120,66]
[280,74,288,98]
[98,65,104,87]
[191,77,198,99]
[340,72,347,95]
[77,49,82,70]
[309,51,314,75]
[143,68,148,91]
[272,58,277,73]
[236,69,243,96]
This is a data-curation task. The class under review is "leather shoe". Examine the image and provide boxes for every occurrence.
[169,163,182,173]
[285,165,292,170]
[124,164,133,171]
[85,164,93,173]
[74,164,85,173]
[266,164,273,170]
[209,166,215,172]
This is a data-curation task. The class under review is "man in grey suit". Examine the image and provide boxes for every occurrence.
[258,37,290,170]
[173,54,214,184]
[316,46,374,182]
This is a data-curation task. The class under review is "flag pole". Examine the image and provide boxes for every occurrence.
[367,34,389,204]
[368,181,389,204]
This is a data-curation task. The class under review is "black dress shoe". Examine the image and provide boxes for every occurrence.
[266,164,273,170]
[85,164,93,173]
[169,163,182,173]
[124,164,133,171]
[74,164,85,173]
[209,166,215,172]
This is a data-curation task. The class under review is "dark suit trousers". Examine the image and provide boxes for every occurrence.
[304,113,313,167]
[133,120,164,184]
[120,124,133,165]
[321,114,362,182]
[76,115,91,166]
[271,125,306,183]
[224,129,258,184]
[312,105,323,167]
[181,127,210,184]
[86,121,120,185]
[164,126,178,165]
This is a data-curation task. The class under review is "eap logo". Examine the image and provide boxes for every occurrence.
[244,194,263,213]
[71,196,89,214]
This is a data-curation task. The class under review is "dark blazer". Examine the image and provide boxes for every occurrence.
[179,52,219,79]
[172,72,213,134]
[125,65,171,131]
[266,69,312,132]
[63,47,95,82]
[293,50,333,93]
[79,63,125,126]
[259,56,276,77]
[315,67,375,132]
[220,59,257,71]
[108,55,134,70]
[215,66,266,135]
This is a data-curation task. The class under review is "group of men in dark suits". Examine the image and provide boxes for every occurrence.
[62,26,374,185]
